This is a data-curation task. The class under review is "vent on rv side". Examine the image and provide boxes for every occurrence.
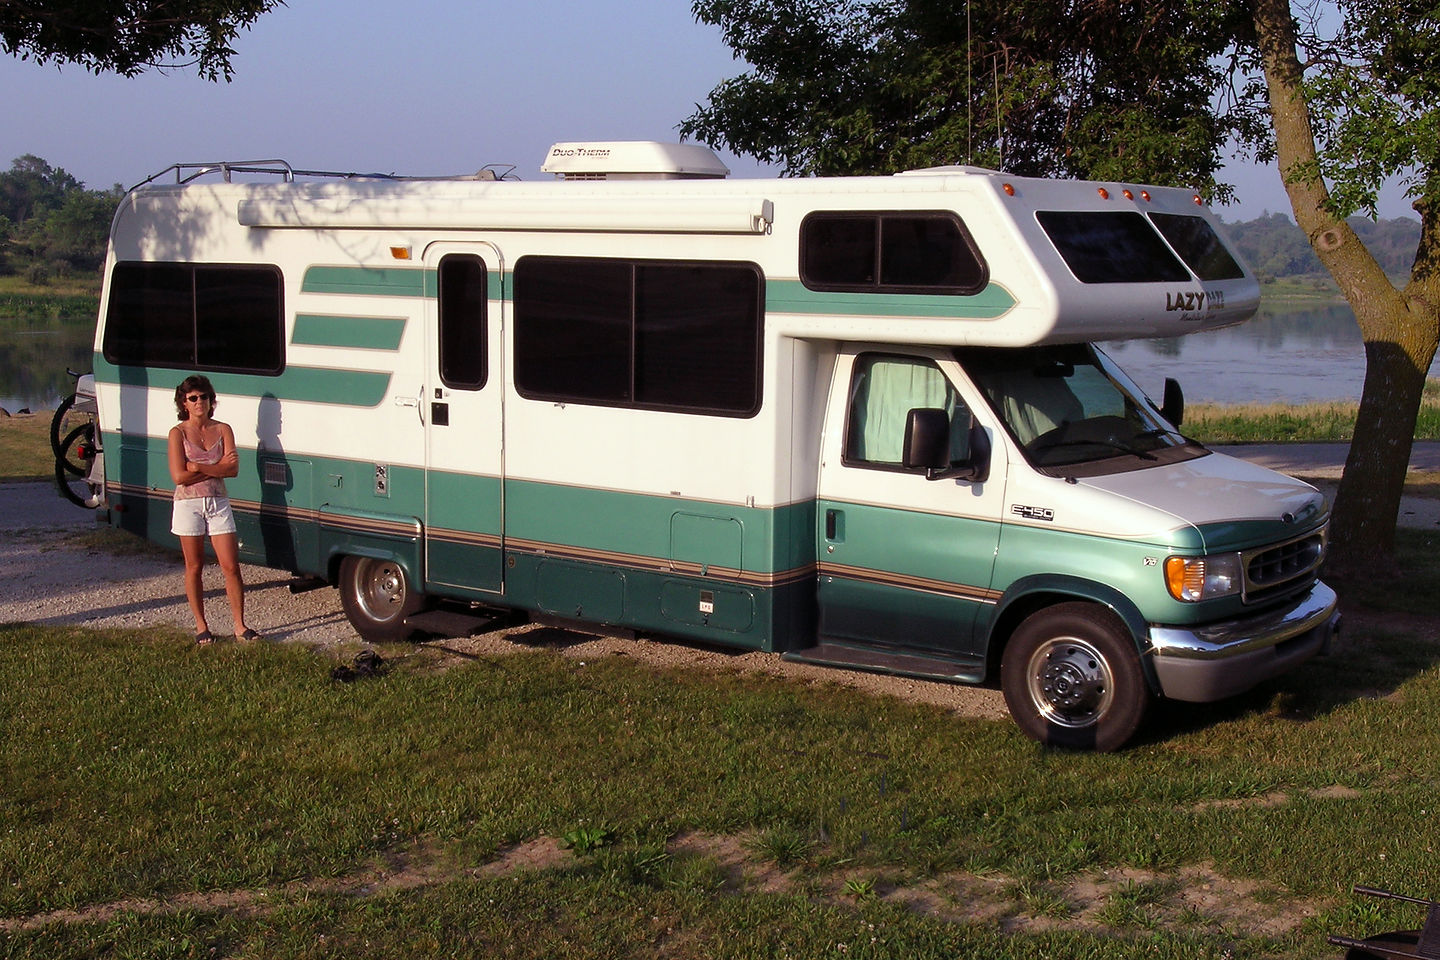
[542,141,730,180]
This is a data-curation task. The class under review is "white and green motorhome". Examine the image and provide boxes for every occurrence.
[87,141,1338,750]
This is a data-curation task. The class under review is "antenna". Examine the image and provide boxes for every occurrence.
[966,0,973,165]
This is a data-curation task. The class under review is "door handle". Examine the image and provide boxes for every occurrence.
[825,509,844,542]
[394,387,424,424]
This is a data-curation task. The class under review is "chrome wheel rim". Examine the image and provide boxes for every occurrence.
[1026,636,1114,729]
[355,559,406,624]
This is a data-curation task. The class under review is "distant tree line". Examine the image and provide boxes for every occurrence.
[1219,211,1420,282]
[0,156,121,285]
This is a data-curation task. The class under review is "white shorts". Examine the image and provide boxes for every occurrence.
[171,496,237,537]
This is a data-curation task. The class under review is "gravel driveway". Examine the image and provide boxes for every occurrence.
[0,481,1012,720]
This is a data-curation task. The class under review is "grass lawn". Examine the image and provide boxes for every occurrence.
[3,528,1440,958]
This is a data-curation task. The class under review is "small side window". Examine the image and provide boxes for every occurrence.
[438,254,488,390]
[1148,213,1246,281]
[844,354,969,470]
[801,212,988,295]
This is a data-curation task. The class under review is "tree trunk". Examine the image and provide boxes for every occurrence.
[1250,0,1440,577]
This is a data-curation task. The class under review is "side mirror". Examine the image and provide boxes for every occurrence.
[902,408,950,471]
[1161,377,1185,428]
[903,408,991,483]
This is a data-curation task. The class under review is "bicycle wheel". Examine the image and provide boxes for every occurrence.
[54,423,101,508]
[50,393,86,467]
[55,414,95,477]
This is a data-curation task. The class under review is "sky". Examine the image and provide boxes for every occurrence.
[0,0,1417,221]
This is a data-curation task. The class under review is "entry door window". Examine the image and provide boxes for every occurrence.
[438,254,488,390]
[844,354,969,469]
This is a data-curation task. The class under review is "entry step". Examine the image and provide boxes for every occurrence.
[782,642,984,683]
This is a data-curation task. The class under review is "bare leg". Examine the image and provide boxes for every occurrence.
[211,532,249,637]
[179,534,209,635]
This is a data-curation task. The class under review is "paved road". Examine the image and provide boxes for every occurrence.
[1213,441,1440,480]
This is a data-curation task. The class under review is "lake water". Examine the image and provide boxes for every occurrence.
[1100,302,1439,405]
[2,302,1438,413]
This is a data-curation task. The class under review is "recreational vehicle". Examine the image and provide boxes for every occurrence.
[81,141,1339,750]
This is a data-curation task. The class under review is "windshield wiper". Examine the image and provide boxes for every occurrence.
[1030,438,1158,461]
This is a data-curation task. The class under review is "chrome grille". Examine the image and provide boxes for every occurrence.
[1242,527,1327,601]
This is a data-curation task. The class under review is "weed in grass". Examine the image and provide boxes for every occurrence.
[843,876,878,901]
[1008,878,1072,919]
[559,825,615,856]
[748,825,812,866]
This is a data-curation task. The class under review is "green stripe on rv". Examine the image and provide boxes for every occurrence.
[302,266,428,297]
[292,314,407,350]
[95,357,391,407]
[765,279,1016,319]
[299,265,1014,320]
[301,265,504,299]
[505,480,808,575]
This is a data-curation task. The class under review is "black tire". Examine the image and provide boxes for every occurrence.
[1000,602,1150,752]
[338,555,426,642]
[54,423,100,508]
[50,393,81,462]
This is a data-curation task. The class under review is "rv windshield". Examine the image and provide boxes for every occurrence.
[957,344,1204,476]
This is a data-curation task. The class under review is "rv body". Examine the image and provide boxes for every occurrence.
[88,143,1338,750]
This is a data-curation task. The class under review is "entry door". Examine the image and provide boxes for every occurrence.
[815,348,1006,656]
[422,244,505,594]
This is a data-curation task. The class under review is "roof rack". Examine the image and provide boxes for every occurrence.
[128,159,517,193]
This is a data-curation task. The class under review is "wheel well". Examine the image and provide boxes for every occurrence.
[984,593,1132,684]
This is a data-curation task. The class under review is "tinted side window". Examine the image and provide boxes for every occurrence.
[514,258,632,404]
[438,254,489,390]
[103,262,283,373]
[801,212,987,294]
[1037,210,1191,284]
[1149,213,1246,281]
[514,257,762,416]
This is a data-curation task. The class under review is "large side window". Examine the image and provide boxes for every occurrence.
[513,257,763,417]
[800,212,988,295]
[438,254,488,390]
[102,262,283,374]
[844,354,970,470]
[1036,211,1191,284]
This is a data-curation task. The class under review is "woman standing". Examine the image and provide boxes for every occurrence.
[168,375,257,644]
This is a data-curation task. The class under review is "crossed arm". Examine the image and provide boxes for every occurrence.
[168,423,240,487]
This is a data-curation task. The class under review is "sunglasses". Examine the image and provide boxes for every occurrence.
[184,394,213,403]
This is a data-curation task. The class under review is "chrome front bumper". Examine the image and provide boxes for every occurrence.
[1147,581,1339,703]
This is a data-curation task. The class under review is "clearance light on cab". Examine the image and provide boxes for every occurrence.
[1164,554,1243,602]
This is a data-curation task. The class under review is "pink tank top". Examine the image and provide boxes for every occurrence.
[175,434,227,500]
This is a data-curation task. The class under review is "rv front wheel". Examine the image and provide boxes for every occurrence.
[1000,602,1149,752]
[339,556,425,642]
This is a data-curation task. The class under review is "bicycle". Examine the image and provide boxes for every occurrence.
[51,368,103,508]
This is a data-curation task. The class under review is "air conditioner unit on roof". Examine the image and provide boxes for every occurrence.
[542,141,730,180]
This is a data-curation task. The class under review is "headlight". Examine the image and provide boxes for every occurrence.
[1164,553,1242,602]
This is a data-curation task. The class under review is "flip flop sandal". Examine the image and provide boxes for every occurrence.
[237,629,261,642]
[195,630,214,645]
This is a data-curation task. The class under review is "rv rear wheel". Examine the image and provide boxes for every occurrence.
[339,555,425,642]
[1000,602,1149,752]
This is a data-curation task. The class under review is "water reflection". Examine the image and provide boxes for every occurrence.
[1105,302,1440,404]
[0,327,94,412]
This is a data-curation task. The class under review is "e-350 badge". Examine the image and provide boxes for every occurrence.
[1011,504,1055,522]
